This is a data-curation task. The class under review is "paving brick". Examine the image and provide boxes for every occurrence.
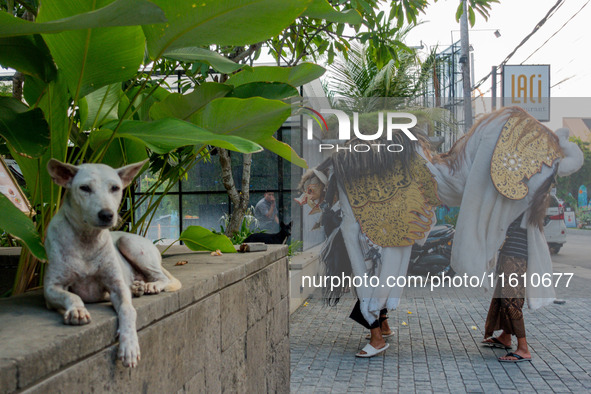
[290,286,591,392]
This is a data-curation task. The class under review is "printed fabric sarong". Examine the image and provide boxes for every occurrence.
[484,254,528,338]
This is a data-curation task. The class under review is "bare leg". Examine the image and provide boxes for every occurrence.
[380,314,392,336]
[499,336,531,361]
[358,327,387,355]
[483,330,512,348]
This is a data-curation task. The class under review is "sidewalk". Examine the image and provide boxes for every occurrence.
[290,282,591,393]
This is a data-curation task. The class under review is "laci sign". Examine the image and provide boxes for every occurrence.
[502,65,550,121]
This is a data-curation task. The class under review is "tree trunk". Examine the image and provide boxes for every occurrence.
[219,149,252,237]
[12,72,24,102]
[11,11,34,103]
[217,45,261,238]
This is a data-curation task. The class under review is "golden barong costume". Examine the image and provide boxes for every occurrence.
[318,135,439,328]
[425,107,584,310]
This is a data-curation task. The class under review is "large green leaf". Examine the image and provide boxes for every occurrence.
[225,63,325,88]
[0,194,47,261]
[125,85,171,122]
[37,0,148,99]
[180,225,236,253]
[15,73,70,205]
[0,0,166,37]
[0,97,50,158]
[97,118,264,154]
[93,137,148,169]
[190,97,307,168]
[79,83,124,131]
[0,35,57,82]
[229,82,299,100]
[259,137,307,168]
[190,97,292,142]
[149,82,232,121]
[301,0,363,24]
[142,0,312,58]
[163,47,245,74]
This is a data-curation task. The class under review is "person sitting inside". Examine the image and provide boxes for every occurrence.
[254,192,279,233]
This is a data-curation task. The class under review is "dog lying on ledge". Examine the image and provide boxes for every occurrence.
[44,159,181,368]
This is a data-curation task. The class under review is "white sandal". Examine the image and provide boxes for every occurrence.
[355,343,389,358]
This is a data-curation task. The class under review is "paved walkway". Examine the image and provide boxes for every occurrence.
[290,278,591,393]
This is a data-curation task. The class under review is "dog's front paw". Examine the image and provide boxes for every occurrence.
[63,307,91,325]
[118,334,141,368]
[144,282,163,295]
[131,280,145,297]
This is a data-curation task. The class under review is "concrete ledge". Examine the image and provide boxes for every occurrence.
[0,245,289,393]
[289,245,321,314]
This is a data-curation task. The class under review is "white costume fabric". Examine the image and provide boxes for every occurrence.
[423,109,584,310]
[337,182,433,326]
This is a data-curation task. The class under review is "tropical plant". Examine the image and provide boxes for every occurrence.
[219,206,260,245]
[324,22,437,112]
[288,239,304,257]
[577,211,591,228]
[556,137,591,202]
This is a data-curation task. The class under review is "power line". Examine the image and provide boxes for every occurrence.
[521,0,590,64]
[472,0,564,91]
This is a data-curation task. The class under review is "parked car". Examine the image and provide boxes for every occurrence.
[544,195,567,254]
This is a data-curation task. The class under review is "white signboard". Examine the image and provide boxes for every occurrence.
[502,65,550,121]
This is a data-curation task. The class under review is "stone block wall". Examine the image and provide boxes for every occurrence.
[0,245,289,393]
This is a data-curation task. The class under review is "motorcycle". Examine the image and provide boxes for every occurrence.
[407,224,455,277]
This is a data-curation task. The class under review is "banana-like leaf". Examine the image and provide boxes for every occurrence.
[37,0,148,99]
[229,82,299,100]
[0,194,47,261]
[142,0,312,58]
[79,83,124,131]
[180,225,236,253]
[94,137,148,169]
[0,97,50,158]
[125,85,171,122]
[0,0,166,37]
[97,118,264,155]
[163,47,245,74]
[226,63,325,88]
[190,97,308,168]
[190,97,291,142]
[149,82,232,121]
[259,137,307,168]
[15,73,71,205]
[0,35,57,82]
[301,0,363,24]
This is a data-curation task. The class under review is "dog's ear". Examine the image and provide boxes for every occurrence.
[117,159,148,188]
[47,159,78,188]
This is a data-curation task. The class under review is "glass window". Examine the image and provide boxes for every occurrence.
[181,193,229,233]
[134,194,180,244]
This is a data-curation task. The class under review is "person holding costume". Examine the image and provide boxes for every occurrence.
[426,107,584,363]
[300,131,440,358]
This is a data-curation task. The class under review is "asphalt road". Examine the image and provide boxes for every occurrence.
[551,228,591,298]
[552,229,591,270]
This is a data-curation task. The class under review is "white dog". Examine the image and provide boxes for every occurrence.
[44,159,181,368]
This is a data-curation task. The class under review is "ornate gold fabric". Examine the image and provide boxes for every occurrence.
[491,114,562,200]
[344,156,440,247]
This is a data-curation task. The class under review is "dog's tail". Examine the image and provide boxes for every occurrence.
[162,267,182,292]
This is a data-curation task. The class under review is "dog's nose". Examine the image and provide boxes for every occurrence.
[98,209,114,223]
